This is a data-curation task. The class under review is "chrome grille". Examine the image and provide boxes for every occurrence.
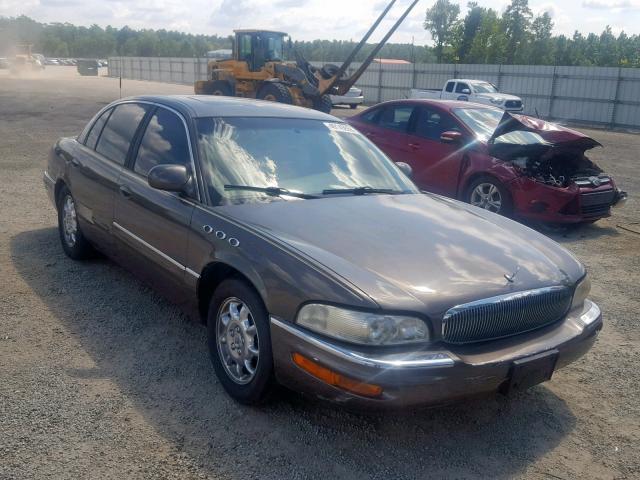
[442,287,572,344]
[580,189,615,216]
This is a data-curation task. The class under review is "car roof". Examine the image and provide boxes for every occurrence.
[121,95,341,121]
[366,98,500,112]
[449,79,491,83]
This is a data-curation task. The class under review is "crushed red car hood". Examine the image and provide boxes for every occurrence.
[488,111,602,149]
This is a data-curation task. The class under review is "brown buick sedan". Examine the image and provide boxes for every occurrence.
[44,95,602,407]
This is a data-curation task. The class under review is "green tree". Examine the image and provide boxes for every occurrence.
[456,2,486,62]
[503,0,532,63]
[424,0,461,63]
[529,12,554,64]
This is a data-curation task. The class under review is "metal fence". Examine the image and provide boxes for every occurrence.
[108,57,640,129]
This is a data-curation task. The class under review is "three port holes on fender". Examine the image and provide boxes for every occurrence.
[202,225,240,247]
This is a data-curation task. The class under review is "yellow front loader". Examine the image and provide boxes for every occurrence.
[195,0,419,112]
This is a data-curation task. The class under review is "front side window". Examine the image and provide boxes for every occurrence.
[414,108,461,141]
[85,108,112,150]
[96,103,150,165]
[196,118,418,205]
[133,108,190,176]
[378,105,414,132]
[455,82,470,93]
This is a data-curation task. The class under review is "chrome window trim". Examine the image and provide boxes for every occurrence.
[271,317,454,369]
[112,221,200,279]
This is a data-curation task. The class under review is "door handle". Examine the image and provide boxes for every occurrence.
[119,185,132,199]
[408,143,421,150]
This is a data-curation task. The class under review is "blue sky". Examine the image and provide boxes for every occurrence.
[1,0,639,43]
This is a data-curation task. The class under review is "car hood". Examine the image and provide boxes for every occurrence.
[475,92,521,102]
[489,111,602,147]
[218,194,584,318]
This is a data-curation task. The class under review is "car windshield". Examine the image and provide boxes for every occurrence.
[196,117,418,205]
[470,82,498,93]
[453,107,548,144]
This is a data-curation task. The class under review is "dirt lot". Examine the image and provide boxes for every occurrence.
[1,67,638,480]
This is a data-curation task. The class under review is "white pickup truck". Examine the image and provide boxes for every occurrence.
[410,79,524,112]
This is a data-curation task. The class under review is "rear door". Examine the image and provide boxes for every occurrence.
[441,80,456,100]
[356,103,418,164]
[406,106,467,196]
[112,105,197,296]
[68,103,150,251]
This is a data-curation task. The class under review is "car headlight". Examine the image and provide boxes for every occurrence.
[297,304,430,345]
[571,276,591,310]
[490,97,505,105]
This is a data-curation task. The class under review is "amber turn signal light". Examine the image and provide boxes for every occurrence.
[292,352,383,398]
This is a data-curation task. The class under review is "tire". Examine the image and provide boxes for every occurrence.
[349,104,358,110]
[313,94,333,113]
[207,80,232,96]
[257,83,293,104]
[320,63,340,79]
[466,175,513,216]
[207,278,274,405]
[57,185,93,260]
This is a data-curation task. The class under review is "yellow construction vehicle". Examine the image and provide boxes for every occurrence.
[194,0,419,112]
[10,44,44,74]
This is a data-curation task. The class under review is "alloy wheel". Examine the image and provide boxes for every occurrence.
[216,297,260,384]
[470,182,502,213]
[62,194,78,247]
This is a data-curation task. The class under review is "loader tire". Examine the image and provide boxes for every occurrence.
[313,95,333,114]
[257,83,293,104]
[207,80,232,96]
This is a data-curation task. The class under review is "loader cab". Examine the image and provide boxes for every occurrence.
[234,30,287,72]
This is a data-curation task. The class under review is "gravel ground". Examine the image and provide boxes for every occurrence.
[1,67,639,480]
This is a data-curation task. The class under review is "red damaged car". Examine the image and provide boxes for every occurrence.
[347,99,627,223]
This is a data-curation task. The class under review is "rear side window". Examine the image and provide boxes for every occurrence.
[379,105,414,132]
[84,108,112,150]
[455,82,470,93]
[133,108,191,176]
[360,107,381,124]
[445,81,455,93]
[96,103,150,165]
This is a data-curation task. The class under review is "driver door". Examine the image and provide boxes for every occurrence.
[405,107,467,196]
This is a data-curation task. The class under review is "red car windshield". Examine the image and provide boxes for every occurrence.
[453,107,547,145]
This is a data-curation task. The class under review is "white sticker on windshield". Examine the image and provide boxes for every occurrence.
[324,122,358,134]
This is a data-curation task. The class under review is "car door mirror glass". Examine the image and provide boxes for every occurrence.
[395,161,413,177]
[440,130,463,144]
[148,164,190,192]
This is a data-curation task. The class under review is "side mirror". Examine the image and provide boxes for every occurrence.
[440,130,463,144]
[148,164,190,192]
[461,88,471,94]
[395,161,413,177]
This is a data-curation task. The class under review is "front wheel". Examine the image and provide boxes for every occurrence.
[313,94,333,113]
[466,176,513,216]
[257,83,293,104]
[207,278,274,405]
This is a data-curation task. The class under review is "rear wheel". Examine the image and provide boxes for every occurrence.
[57,186,93,260]
[207,278,274,405]
[313,94,333,113]
[349,104,358,110]
[257,83,293,104]
[466,176,513,216]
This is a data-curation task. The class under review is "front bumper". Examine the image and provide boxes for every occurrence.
[270,300,602,408]
[43,170,56,207]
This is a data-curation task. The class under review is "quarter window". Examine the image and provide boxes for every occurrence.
[133,108,191,177]
[84,108,112,150]
[96,103,150,165]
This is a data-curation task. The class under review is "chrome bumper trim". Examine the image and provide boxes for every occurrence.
[271,317,454,369]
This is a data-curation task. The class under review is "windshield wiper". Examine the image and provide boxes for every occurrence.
[322,186,404,196]
[224,185,318,199]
